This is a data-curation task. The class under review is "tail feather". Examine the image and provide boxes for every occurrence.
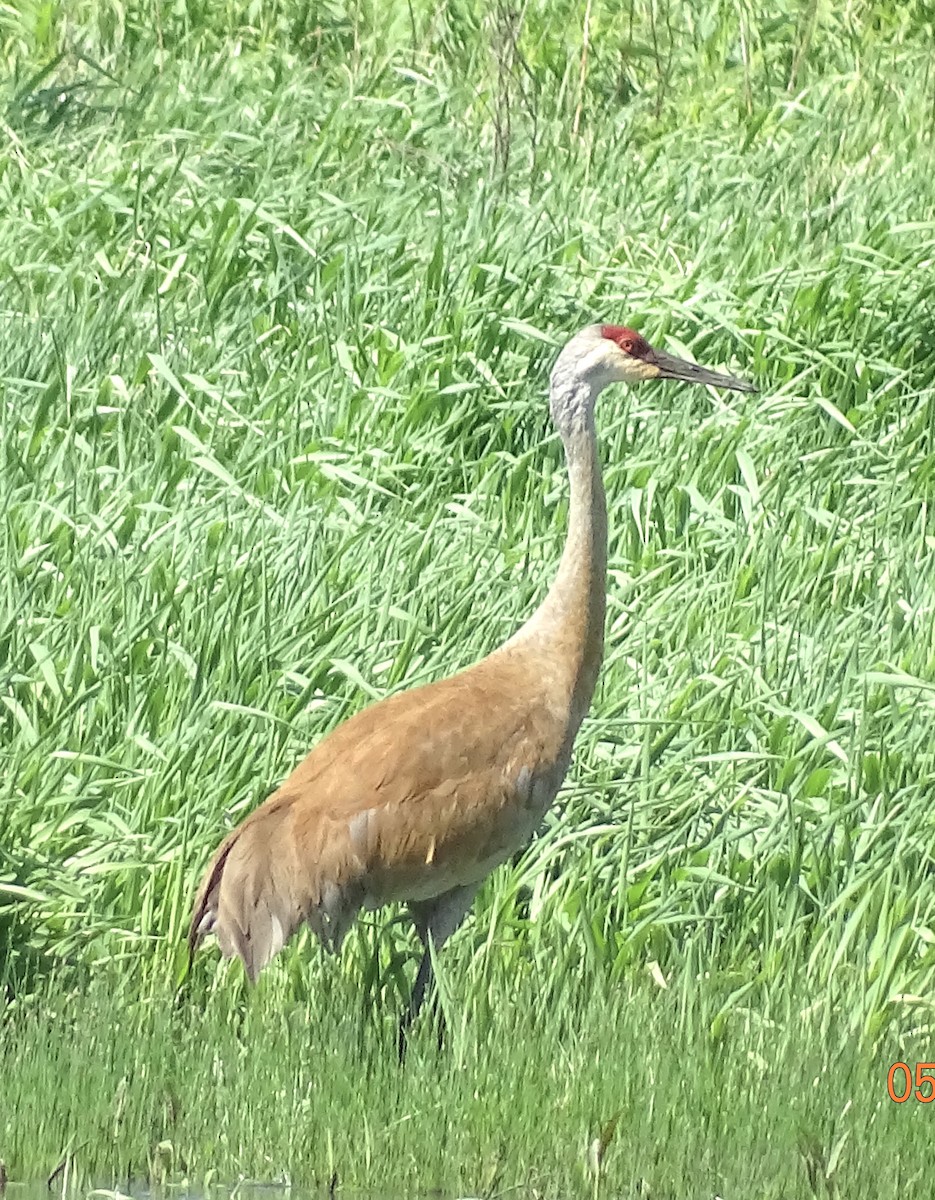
[187,829,237,969]
[187,795,363,981]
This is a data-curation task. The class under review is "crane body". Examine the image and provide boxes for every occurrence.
[189,324,754,1041]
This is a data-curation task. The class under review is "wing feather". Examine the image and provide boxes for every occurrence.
[188,653,570,978]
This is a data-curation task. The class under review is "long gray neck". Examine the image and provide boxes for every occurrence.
[505,394,608,730]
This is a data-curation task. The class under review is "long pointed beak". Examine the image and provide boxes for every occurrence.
[649,348,756,393]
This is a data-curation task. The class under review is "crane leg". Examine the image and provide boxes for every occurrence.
[397,883,477,1063]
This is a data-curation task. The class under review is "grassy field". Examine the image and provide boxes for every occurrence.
[4,969,935,1198]
[2,0,935,1193]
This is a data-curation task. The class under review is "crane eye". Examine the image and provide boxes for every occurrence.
[620,339,634,354]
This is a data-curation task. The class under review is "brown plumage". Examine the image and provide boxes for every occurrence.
[188,324,754,1046]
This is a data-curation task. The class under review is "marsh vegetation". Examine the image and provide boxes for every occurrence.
[2,0,935,1194]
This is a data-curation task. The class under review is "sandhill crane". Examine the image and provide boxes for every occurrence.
[188,324,754,1052]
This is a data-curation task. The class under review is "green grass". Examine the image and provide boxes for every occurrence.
[4,969,935,1197]
[2,0,935,1191]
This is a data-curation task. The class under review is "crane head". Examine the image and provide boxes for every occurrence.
[551,324,755,400]
[598,324,755,392]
